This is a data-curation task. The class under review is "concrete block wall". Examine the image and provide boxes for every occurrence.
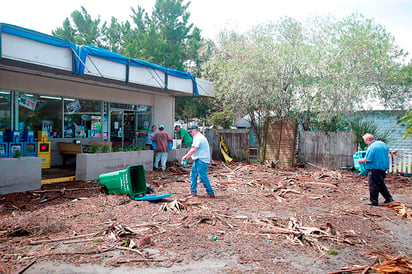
[76,150,154,181]
[167,148,191,163]
[0,157,42,195]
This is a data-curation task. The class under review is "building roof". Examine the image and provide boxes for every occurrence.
[0,23,214,97]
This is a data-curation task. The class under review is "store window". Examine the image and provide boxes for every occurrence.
[19,93,62,138]
[64,98,101,138]
[136,105,152,146]
[0,90,11,132]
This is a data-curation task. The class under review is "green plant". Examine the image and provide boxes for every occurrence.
[100,145,110,153]
[397,109,412,139]
[349,116,391,150]
[123,145,133,152]
[211,111,233,129]
[92,238,102,243]
[112,146,121,152]
[14,150,22,158]
[328,248,338,255]
[133,145,146,151]
[89,144,100,153]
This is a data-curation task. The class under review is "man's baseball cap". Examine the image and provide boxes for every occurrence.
[188,125,199,132]
[159,124,164,129]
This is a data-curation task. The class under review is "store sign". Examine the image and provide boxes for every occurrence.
[66,100,81,113]
[19,95,37,111]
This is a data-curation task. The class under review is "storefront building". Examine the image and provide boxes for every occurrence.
[0,23,214,166]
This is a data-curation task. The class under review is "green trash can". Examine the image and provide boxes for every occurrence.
[98,164,147,199]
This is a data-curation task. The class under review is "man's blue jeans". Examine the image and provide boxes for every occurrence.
[190,159,214,195]
[154,152,168,170]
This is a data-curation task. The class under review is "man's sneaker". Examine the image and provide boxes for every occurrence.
[364,201,379,206]
[207,194,216,198]
[382,199,394,205]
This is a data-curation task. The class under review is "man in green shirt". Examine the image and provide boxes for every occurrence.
[175,125,192,148]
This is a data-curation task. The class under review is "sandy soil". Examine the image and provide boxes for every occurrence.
[0,161,411,273]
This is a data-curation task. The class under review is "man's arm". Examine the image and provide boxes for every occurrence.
[358,158,369,164]
[182,147,198,161]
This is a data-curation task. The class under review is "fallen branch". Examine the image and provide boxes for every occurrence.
[4,245,115,258]
[296,181,337,188]
[33,187,100,193]
[15,259,36,274]
[312,253,325,264]
[329,264,370,274]
[112,258,165,265]
[306,162,325,169]
[63,238,97,244]
[115,246,147,258]
[29,232,98,245]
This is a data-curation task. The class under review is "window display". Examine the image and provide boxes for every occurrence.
[1,91,153,147]
[64,99,100,138]
[19,94,62,138]
[0,90,11,132]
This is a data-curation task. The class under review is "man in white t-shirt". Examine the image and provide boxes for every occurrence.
[182,125,215,198]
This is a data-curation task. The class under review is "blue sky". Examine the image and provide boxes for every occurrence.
[1,0,411,61]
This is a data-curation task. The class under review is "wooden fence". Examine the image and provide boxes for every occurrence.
[262,117,297,168]
[204,127,411,174]
[205,128,250,161]
[298,131,356,168]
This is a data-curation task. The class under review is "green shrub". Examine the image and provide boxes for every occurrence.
[328,248,338,255]
[89,144,100,153]
[14,150,22,158]
[211,111,233,129]
[101,145,110,153]
[349,116,391,150]
[133,145,146,151]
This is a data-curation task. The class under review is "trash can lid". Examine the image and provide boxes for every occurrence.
[134,193,172,201]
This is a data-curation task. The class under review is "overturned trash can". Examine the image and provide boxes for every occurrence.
[99,164,147,199]
[98,164,173,201]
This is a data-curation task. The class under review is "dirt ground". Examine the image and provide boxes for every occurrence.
[1,161,411,274]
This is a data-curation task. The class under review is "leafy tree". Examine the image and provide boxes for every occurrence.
[126,0,202,72]
[203,14,409,148]
[52,18,76,42]
[53,6,105,47]
[102,17,130,53]
[53,1,212,121]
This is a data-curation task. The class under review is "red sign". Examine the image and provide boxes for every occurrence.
[19,95,37,111]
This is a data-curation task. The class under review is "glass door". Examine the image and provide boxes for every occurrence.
[110,110,123,150]
[123,111,136,149]
[110,110,136,150]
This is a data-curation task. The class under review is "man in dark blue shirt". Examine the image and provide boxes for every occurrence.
[358,133,394,206]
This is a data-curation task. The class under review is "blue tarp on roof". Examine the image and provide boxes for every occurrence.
[0,23,199,95]
[0,23,75,49]
[78,46,129,74]
[0,23,78,73]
